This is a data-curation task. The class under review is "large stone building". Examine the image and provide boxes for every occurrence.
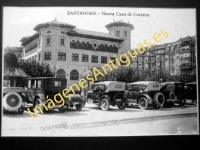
[132,36,196,77]
[19,19,134,87]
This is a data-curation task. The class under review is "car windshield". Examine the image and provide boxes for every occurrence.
[127,84,147,91]
[91,84,106,92]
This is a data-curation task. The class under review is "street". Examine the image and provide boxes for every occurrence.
[2,101,198,136]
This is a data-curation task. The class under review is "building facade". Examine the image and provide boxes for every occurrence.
[133,36,196,76]
[19,19,134,87]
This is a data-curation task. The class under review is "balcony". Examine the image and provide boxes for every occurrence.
[150,60,155,63]
[179,48,191,54]
[156,66,161,70]
[150,68,155,71]
[156,59,161,63]
[180,64,191,70]
[180,57,191,61]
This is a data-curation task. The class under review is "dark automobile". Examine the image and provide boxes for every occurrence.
[160,82,185,106]
[184,82,197,105]
[3,86,26,114]
[25,77,84,113]
[124,81,165,109]
[86,81,126,111]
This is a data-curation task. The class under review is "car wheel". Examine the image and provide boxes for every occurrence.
[59,107,65,113]
[138,97,149,110]
[117,101,126,110]
[179,99,185,106]
[3,92,23,112]
[154,93,165,107]
[33,98,46,114]
[76,104,82,111]
[169,92,175,100]
[18,107,25,114]
[100,98,110,111]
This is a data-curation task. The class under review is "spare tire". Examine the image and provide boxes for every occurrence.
[169,92,175,100]
[154,92,165,107]
[3,92,23,112]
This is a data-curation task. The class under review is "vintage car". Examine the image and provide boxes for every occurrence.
[160,82,185,106]
[124,81,165,109]
[184,82,197,105]
[86,81,126,111]
[26,77,84,113]
[3,86,26,114]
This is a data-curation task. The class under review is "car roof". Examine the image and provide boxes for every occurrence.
[93,81,125,86]
[127,81,160,85]
[161,82,182,85]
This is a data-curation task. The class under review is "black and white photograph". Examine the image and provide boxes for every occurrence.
[2,7,198,136]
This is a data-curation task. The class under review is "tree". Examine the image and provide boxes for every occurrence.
[19,60,55,77]
[4,53,19,79]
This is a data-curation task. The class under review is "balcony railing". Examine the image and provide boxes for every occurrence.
[180,64,191,69]
[179,48,191,54]
[150,60,155,63]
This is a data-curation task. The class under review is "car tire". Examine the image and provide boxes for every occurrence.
[154,93,165,107]
[76,104,82,111]
[100,98,110,111]
[179,99,185,106]
[138,97,149,110]
[33,98,46,114]
[169,92,175,100]
[59,107,65,113]
[3,92,23,112]
[117,101,126,110]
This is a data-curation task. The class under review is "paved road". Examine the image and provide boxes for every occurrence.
[2,102,198,136]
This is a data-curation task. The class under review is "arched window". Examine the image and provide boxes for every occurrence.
[70,70,79,80]
[46,37,51,45]
[56,69,66,79]
[82,41,85,48]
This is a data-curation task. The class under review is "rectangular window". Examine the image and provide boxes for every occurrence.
[110,57,116,64]
[116,31,120,37]
[82,54,89,62]
[124,31,127,37]
[35,55,37,60]
[101,56,107,63]
[32,56,34,60]
[91,55,98,63]
[44,52,52,60]
[58,52,66,61]
[61,39,64,45]
[18,54,21,58]
[47,38,50,45]
[72,53,79,62]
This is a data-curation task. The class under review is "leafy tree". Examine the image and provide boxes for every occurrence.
[4,52,19,78]
[19,60,56,77]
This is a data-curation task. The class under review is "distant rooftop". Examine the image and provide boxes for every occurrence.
[33,19,76,31]
[105,20,134,30]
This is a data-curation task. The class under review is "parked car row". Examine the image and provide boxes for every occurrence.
[2,77,197,114]
[86,81,197,111]
[3,77,85,114]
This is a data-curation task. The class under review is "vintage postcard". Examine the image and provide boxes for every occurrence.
[2,7,198,136]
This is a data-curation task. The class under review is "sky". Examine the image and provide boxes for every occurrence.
[3,7,196,49]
